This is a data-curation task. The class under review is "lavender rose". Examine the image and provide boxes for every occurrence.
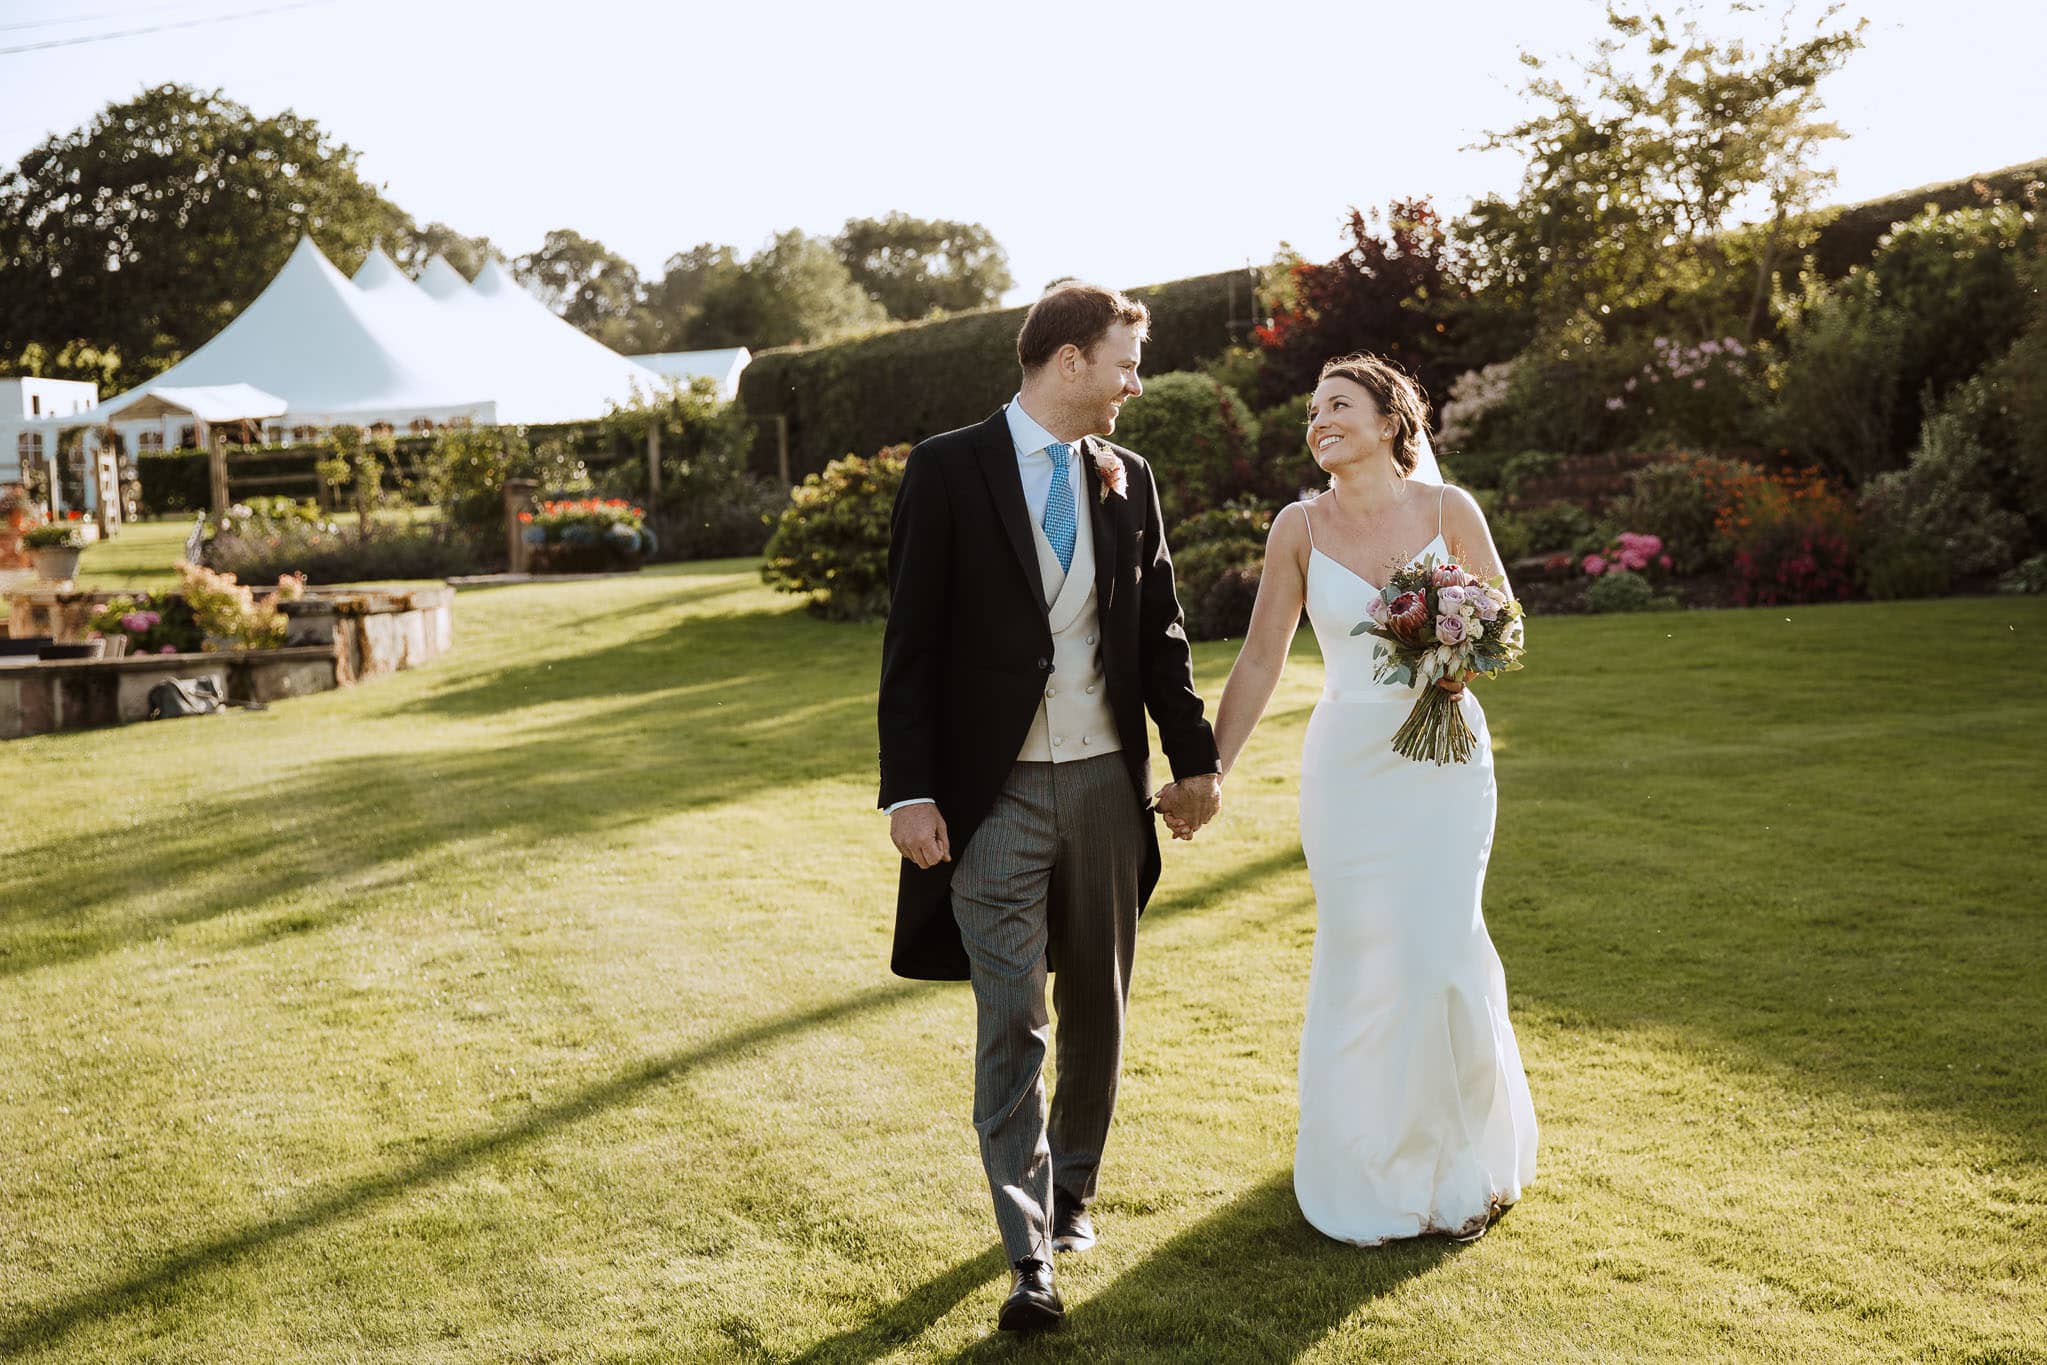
[1438,585,1466,609]
[1435,613,1467,646]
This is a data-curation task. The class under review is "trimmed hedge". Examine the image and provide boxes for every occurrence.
[737,269,1258,480]
[1807,156,2047,280]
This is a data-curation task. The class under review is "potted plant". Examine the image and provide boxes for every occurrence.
[23,522,87,582]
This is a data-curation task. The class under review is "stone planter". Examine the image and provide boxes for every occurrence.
[31,546,82,582]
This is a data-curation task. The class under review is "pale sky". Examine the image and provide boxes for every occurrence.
[2,0,2041,307]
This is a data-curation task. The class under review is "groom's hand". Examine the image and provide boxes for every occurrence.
[1154,774,1222,840]
[890,803,952,869]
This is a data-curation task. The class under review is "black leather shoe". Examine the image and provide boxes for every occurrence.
[997,1257,1063,1332]
[1051,1197,1096,1253]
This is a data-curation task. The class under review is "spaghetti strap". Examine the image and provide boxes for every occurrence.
[1437,484,1447,541]
[1298,498,1317,551]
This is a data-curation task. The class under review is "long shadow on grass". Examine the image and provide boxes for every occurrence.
[785,1248,1011,1365]
[0,610,879,976]
[0,982,932,1357]
[948,1171,1459,1363]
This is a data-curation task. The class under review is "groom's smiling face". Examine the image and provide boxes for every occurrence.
[1078,322,1145,437]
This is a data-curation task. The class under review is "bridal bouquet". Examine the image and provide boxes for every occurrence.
[1351,554,1525,764]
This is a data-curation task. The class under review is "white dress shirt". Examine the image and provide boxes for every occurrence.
[886,397,1081,816]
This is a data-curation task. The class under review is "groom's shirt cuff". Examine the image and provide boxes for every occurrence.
[884,798,935,814]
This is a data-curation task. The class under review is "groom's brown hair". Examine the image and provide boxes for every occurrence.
[1017,283,1151,372]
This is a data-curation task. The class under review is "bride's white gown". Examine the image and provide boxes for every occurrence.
[1293,520,1539,1244]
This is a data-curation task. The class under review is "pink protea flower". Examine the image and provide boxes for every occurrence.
[1387,591,1430,645]
[1093,450,1127,501]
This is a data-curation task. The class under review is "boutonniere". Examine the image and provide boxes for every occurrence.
[1093,449,1127,502]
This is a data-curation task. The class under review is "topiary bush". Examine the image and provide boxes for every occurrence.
[760,446,907,621]
[1109,373,1262,525]
[1583,568,1677,613]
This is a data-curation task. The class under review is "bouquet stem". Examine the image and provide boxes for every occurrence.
[1390,686,1478,765]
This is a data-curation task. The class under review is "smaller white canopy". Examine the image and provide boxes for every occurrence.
[102,383,289,423]
[629,348,751,401]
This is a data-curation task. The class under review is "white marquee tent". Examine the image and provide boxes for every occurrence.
[6,236,750,517]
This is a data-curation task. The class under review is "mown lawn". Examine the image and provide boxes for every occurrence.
[1,566,2041,1362]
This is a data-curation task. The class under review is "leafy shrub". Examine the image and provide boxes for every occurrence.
[1598,334,1766,451]
[174,560,301,648]
[1611,454,1762,573]
[432,425,589,540]
[204,516,483,584]
[1769,277,1908,484]
[761,446,906,621]
[1500,450,1563,499]
[1436,359,1518,454]
[22,522,86,550]
[1172,499,1275,550]
[137,450,210,514]
[1583,569,1677,613]
[2000,554,2047,595]
[1173,537,1266,642]
[1516,500,1595,555]
[1774,202,2040,480]
[1717,466,1858,605]
[736,269,1252,481]
[1855,373,2029,582]
[1248,395,1320,499]
[594,381,786,561]
[1108,372,1262,524]
[1439,444,1516,492]
[1857,538,1952,600]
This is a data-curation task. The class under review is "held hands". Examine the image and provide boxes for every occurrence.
[890,804,951,870]
[1153,773,1222,841]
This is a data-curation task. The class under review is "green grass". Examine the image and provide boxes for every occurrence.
[1,568,2042,1362]
[67,517,201,593]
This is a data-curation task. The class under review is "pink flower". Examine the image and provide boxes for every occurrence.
[1472,590,1502,622]
[1438,584,1467,609]
[1387,591,1430,645]
[1435,613,1467,646]
[1605,396,1625,411]
[1093,450,1127,501]
[158,644,177,654]
[1431,562,1472,588]
[1658,554,1673,569]
[1582,553,1609,576]
[1366,595,1392,627]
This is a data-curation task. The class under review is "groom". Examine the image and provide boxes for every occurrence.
[878,283,1222,1331]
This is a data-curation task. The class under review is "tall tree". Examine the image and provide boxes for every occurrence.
[0,83,417,391]
[1252,199,1475,407]
[514,228,644,334]
[834,212,1014,319]
[403,221,502,280]
[636,244,746,351]
[692,230,888,350]
[1461,1,1865,340]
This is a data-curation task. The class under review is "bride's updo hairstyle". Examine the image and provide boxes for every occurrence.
[1317,353,1431,478]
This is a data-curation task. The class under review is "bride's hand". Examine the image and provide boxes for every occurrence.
[1434,674,1468,696]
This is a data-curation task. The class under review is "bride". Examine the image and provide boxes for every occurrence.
[1192,352,1538,1244]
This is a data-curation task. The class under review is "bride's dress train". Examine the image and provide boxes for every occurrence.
[1292,519,1538,1245]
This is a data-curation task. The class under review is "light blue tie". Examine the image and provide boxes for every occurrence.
[1042,442,1076,573]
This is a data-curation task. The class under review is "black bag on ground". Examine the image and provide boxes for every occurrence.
[147,676,225,719]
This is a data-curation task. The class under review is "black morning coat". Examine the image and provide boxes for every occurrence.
[876,407,1221,981]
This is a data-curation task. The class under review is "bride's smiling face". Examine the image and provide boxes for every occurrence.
[1306,376,1392,473]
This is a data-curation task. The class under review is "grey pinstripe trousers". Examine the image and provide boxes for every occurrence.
[950,753,1147,1263]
